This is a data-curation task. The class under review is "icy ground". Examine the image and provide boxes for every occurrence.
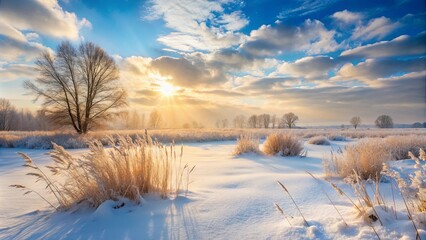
[0,141,424,239]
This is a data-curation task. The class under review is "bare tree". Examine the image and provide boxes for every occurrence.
[233,115,245,128]
[248,115,257,128]
[25,41,126,134]
[281,112,299,129]
[215,119,221,128]
[149,109,162,128]
[271,114,277,128]
[375,115,394,128]
[350,116,361,129]
[222,118,228,128]
[124,110,143,130]
[192,121,199,128]
[257,115,263,128]
[140,113,145,128]
[35,109,51,130]
[0,98,15,131]
[260,114,270,128]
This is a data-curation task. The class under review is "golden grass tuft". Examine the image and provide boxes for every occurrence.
[263,133,303,156]
[323,135,426,179]
[233,134,260,156]
[11,135,195,210]
[307,136,330,145]
[383,135,426,160]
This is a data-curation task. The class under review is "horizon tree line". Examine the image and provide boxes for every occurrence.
[216,112,300,129]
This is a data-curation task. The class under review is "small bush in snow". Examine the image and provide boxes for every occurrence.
[233,134,260,156]
[327,135,346,141]
[11,135,195,209]
[307,136,330,145]
[324,135,426,179]
[323,138,391,179]
[263,133,303,156]
[384,135,426,160]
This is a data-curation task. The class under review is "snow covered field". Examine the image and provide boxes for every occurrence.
[0,140,424,239]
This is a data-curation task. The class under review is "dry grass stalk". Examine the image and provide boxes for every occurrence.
[400,191,422,240]
[306,171,348,226]
[369,223,382,240]
[382,150,425,240]
[325,178,385,239]
[274,202,293,226]
[327,180,363,213]
[351,171,383,226]
[277,180,309,226]
[11,134,194,210]
[9,184,57,210]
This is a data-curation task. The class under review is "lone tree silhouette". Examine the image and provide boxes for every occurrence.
[350,116,361,129]
[25,41,127,134]
[375,115,394,128]
[281,112,299,128]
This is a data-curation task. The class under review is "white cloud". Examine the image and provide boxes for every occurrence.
[341,33,426,58]
[157,24,246,52]
[25,32,40,41]
[0,37,52,62]
[0,63,35,82]
[216,11,249,32]
[331,10,363,25]
[144,0,248,52]
[0,0,90,70]
[352,16,400,40]
[278,0,340,19]
[0,0,90,40]
[332,58,426,83]
[277,56,336,79]
[241,19,339,56]
[0,21,27,42]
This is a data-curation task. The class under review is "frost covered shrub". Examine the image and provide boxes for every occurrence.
[263,133,303,156]
[15,134,88,149]
[11,135,194,209]
[324,135,426,179]
[328,135,346,141]
[233,134,260,156]
[307,136,330,145]
[383,150,426,213]
[384,135,426,160]
[324,138,392,179]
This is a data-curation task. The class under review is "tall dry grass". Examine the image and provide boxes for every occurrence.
[323,135,426,179]
[11,135,195,209]
[383,149,426,213]
[1,128,425,149]
[233,134,260,156]
[384,136,426,160]
[263,133,303,156]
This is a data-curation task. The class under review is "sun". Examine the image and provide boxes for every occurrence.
[159,81,176,96]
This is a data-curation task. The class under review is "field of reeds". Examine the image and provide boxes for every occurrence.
[1,127,425,149]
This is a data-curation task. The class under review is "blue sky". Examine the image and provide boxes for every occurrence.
[0,0,425,126]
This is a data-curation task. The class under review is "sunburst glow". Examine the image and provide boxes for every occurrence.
[159,81,176,96]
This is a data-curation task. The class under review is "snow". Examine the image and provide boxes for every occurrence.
[0,140,424,239]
